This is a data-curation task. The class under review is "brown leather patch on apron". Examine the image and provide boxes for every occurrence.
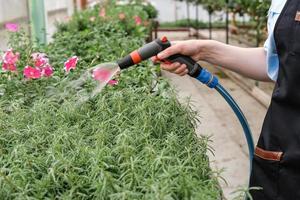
[295,11,300,21]
[255,147,283,161]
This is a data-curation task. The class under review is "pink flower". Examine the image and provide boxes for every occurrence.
[2,49,19,65]
[31,52,47,60]
[2,63,17,72]
[99,8,106,18]
[1,49,19,72]
[134,16,142,25]
[64,56,78,73]
[31,53,48,68]
[92,68,118,85]
[23,66,41,79]
[119,13,126,20]
[5,23,19,32]
[92,68,111,81]
[108,79,118,86]
[92,68,118,86]
[41,64,53,77]
[34,58,47,68]
[89,16,96,22]
[29,52,53,78]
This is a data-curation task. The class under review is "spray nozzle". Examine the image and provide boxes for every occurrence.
[117,36,203,77]
[116,36,218,87]
[117,36,171,69]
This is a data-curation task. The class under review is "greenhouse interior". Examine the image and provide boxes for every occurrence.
[1,0,298,199]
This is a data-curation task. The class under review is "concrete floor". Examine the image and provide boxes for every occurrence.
[157,31,268,199]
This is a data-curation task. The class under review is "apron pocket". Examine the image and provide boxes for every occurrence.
[255,146,283,161]
[250,147,283,199]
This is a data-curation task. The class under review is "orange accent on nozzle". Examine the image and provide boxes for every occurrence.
[161,36,168,43]
[130,50,142,64]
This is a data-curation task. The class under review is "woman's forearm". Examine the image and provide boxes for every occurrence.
[156,39,272,81]
[203,40,271,82]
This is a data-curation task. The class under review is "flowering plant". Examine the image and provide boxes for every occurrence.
[1,49,19,72]
[5,23,19,32]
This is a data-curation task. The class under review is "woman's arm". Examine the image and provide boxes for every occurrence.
[156,40,272,82]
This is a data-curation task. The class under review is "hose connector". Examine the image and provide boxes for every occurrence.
[196,69,218,88]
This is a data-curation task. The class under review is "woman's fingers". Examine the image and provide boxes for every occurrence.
[151,56,159,64]
[151,39,191,77]
[161,62,181,72]
[179,69,189,76]
[152,56,185,74]
[161,62,188,76]
[174,64,187,74]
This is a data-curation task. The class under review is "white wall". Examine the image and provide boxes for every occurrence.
[45,0,68,12]
[0,0,30,50]
[149,0,210,22]
[0,0,75,50]
[0,0,28,22]
[149,0,247,23]
[44,0,74,42]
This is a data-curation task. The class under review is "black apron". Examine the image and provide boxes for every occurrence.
[250,0,300,199]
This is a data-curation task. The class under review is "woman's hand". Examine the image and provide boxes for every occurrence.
[153,39,271,82]
[152,40,211,76]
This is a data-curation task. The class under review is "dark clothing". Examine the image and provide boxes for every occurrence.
[250,0,300,199]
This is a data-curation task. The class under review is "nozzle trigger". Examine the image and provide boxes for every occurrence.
[155,56,173,65]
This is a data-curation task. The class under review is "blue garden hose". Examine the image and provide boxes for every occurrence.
[196,69,255,167]
[116,36,255,169]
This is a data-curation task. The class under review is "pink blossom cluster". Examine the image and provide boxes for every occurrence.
[1,49,80,80]
[5,23,19,32]
[23,53,54,79]
[2,22,117,86]
[134,16,142,26]
[1,49,20,72]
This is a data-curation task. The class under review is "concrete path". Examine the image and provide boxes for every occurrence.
[157,31,268,199]
[163,71,267,199]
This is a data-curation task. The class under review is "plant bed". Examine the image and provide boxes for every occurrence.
[159,19,256,30]
[0,2,221,199]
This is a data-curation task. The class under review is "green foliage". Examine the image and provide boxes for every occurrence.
[0,83,220,199]
[140,2,158,19]
[232,186,262,200]
[160,19,255,29]
[1,3,151,105]
[178,0,271,45]
[187,0,271,15]
[160,19,210,29]
[0,1,220,199]
[182,0,271,26]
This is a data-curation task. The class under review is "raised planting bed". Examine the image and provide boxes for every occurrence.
[0,2,221,199]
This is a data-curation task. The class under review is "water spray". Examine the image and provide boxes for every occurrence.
[95,36,255,168]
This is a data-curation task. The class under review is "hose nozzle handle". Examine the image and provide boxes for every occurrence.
[159,54,202,78]
[117,36,202,77]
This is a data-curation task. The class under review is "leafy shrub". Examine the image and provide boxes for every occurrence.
[0,2,220,199]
